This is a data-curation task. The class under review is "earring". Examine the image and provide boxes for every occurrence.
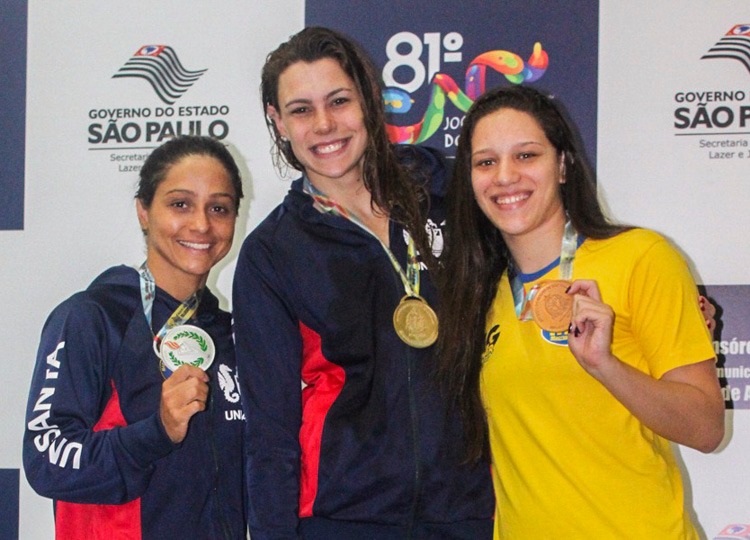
[280,136,288,143]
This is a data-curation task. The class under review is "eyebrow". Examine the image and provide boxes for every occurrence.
[282,87,353,108]
[471,140,545,156]
[164,188,236,200]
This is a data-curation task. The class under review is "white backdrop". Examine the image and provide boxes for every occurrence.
[1,1,747,538]
[598,2,750,535]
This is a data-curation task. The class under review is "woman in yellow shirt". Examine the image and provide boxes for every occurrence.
[437,85,724,539]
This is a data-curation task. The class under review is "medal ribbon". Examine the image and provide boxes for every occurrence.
[138,262,203,358]
[303,177,421,297]
[509,220,578,320]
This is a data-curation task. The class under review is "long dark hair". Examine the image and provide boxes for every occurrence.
[261,26,434,268]
[437,85,628,463]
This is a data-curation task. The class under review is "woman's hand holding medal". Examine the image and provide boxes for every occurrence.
[565,280,617,377]
[562,283,715,378]
[159,365,210,443]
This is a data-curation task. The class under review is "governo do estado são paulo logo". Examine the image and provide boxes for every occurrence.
[88,44,231,148]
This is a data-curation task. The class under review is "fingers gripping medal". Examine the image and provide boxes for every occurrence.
[157,324,216,372]
[528,280,573,332]
[393,295,439,348]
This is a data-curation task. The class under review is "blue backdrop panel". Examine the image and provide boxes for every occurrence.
[306,0,598,163]
[0,469,19,540]
[0,0,27,230]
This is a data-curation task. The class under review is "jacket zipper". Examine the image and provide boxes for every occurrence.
[406,341,422,540]
[207,380,234,539]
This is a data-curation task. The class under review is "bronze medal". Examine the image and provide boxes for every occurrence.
[393,295,439,348]
[529,280,573,332]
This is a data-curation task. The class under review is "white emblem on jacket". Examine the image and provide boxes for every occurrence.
[402,219,446,259]
[218,364,240,404]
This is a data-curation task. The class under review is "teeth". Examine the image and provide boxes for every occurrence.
[494,193,528,205]
[180,241,210,250]
[315,140,345,154]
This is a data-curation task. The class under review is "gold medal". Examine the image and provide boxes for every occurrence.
[393,295,439,348]
[529,280,573,332]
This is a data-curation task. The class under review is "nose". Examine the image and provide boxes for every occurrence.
[313,108,334,134]
[191,209,210,233]
[494,158,519,186]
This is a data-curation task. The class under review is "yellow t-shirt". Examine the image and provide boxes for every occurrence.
[481,228,714,539]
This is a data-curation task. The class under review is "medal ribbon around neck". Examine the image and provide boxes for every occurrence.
[303,177,421,297]
[138,262,208,376]
[303,177,438,348]
[510,220,578,326]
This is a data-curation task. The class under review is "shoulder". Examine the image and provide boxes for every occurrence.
[241,179,309,249]
[583,228,667,255]
[59,265,138,312]
[392,144,450,196]
[612,228,683,265]
[85,265,140,302]
[237,206,287,273]
[616,227,665,247]
[237,177,331,273]
[41,265,140,344]
[392,143,446,169]
[582,228,693,281]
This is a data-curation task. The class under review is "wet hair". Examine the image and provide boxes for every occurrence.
[437,85,628,463]
[260,26,435,268]
[136,135,243,210]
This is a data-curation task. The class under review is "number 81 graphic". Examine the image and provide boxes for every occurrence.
[381,31,549,145]
[383,31,464,93]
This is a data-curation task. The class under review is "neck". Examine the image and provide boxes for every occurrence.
[504,218,567,275]
[146,259,206,302]
[308,175,390,243]
[310,174,371,210]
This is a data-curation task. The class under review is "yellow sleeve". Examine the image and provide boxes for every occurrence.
[627,233,715,378]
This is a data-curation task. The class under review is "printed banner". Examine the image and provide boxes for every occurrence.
[0,469,19,540]
[306,0,598,162]
[706,285,750,409]
[0,0,27,230]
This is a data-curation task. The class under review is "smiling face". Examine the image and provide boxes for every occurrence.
[470,107,567,255]
[266,58,368,192]
[136,154,237,300]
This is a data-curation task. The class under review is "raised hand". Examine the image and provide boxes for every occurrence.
[159,365,210,443]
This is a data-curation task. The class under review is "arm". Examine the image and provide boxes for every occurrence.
[23,300,177,504]
[233,232,303,540]
[567,252,724,453]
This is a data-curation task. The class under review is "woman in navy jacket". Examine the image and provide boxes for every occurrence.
[24,136,246,539]
[233,27,494,540]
